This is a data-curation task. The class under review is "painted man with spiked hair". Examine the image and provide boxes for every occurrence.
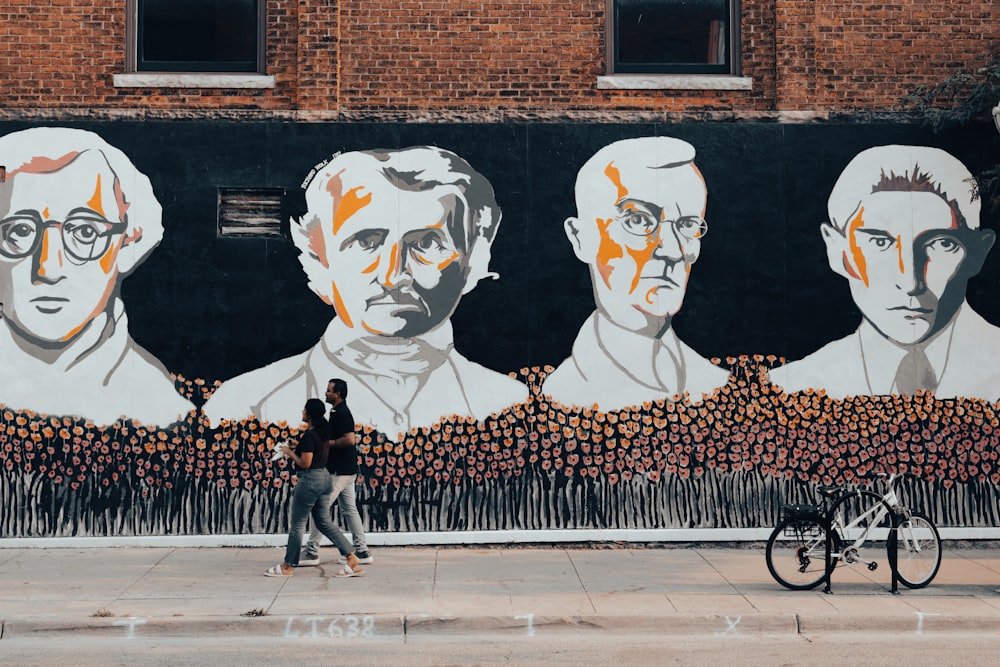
[771,145,1000,399]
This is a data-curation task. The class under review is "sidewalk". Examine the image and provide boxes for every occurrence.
[3,544,1000,641]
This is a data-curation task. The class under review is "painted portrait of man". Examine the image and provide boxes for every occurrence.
[203,146,528,437]
[542,136,730,411]
[0,127,194,425]
[770,144,1000,400]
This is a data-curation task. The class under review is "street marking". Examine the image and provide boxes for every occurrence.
[112,617,147,639]
[915,611,941,635]
[514,613,536,636]
[283,614,376,638]
[716,616,742,636]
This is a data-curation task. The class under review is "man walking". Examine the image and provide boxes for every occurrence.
[300,378,373,566]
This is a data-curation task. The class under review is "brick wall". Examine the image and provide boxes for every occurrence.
[809,0,998,110]
[0,0,995,118]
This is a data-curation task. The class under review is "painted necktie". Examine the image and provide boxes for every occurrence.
[894,347,938,395]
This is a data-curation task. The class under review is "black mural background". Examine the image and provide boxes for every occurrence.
[0,121,991,387]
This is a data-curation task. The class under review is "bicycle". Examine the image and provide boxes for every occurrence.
[765,473,942,591]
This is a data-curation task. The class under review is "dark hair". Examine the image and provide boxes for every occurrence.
[871,164,968,228]
[304,398,330,438]
[328,378,349,400]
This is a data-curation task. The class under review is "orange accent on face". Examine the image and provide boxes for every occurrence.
[409,252,432,266]
[604,162,629,202]
[112,174,130,224]
[590,162,640,288]
[328,177,373,236]
[98,236,121,274]
[307,224,328,269]
[625,235,658,294]
[384,242,400,287]
[62,320,88,342]
[595,217,623,288]
[846,207,869,286]
[87,174,106,217]
[896,234,905,274]
[37,228,57,277]
[42,207,50,220]
[436,251,459,271]
[361,322,385,335]
[121,226,143,248]
[362,257,380,274]
[331,282,354,327]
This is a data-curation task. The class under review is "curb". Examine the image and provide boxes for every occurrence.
[404,613,797,638]
[7,611,1000,641]
[2,614,405,641]
[797,613,1000,635]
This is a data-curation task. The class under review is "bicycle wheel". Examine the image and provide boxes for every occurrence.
[892,512,941,589]
[827,490,894,573]
[765,516,829,590]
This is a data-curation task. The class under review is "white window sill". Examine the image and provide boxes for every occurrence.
[597,75,753,91]
[113,73,276,89]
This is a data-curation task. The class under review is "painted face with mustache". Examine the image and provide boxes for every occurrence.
[317,173,469,338]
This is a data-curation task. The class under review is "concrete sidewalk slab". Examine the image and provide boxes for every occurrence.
[4,545,1000,641]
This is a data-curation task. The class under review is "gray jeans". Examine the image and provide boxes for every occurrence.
[307,473,368,554]
[284,469,353,566]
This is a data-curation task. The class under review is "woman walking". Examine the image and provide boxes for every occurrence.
[265,398,364,577]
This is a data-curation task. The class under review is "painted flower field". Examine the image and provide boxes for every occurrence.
[2,356,999,537]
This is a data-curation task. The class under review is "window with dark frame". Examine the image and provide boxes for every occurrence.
[135,0,262,73]
[611,0,738,75]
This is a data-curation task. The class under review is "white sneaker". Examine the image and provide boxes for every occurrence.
[297,554,320,567]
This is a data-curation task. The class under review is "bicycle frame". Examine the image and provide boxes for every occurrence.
[831,490,891,554]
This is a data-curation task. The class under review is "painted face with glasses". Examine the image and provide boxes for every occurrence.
[566,149,709,334]
[0,151,129,345]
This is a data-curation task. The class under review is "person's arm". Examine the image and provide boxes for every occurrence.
[281,432,316,468]
[328,431,357,448]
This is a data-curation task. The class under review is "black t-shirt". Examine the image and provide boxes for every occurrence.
[296,428,329,471]
[326,401,359,475]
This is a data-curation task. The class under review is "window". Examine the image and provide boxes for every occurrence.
[609,0,739,75]
[131,0,263,73]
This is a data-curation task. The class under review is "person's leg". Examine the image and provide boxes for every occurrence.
[304,473,338,560]
[280,472,323,570]
[310,496,354,556]
[335,474,370,557]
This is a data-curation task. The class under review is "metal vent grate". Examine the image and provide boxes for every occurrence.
[217,187,285,237]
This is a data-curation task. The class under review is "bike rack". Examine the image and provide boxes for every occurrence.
[822,506,901,594]
[888,511,901,594]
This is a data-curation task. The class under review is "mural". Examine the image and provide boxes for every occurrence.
[770,145,1000,400]
[543,137,730,411]
[0,128,193,427]
[2,124,1000,539]
[203,146,529,438]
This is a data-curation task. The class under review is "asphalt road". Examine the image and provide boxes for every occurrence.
[3,634,1000,666]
